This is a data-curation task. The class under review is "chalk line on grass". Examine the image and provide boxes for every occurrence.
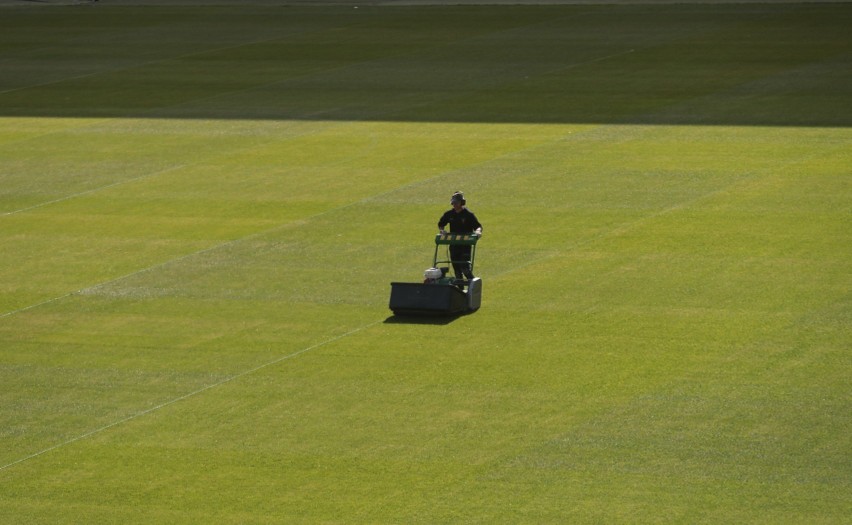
[0,164,187,218]
[0,318,383,473]
[0,123,383,319]
[0,293,76,320]
[0,208,319,318]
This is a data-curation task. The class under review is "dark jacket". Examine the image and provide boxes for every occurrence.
[438,208,482,234]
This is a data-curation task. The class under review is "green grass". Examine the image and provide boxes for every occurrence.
[1,2,850,523]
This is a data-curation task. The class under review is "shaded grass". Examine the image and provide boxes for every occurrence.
[1,3,850,125]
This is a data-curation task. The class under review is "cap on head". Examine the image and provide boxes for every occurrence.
[450,191,466,205]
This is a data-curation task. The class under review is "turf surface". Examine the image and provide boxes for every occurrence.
[1,2,850,523]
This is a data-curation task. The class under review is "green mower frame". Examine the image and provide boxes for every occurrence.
[389,232,482,316]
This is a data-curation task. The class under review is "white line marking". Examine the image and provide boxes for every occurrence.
[0,293,75,320]
[0,319,382,472]
[0,148,389,319]
[0,164,186,218]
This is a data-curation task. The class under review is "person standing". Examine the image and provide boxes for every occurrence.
[437,191,482,280]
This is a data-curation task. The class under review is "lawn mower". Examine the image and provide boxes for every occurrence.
[389,232,482,316]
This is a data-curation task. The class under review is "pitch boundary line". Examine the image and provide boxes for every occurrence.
[0,164,187,218]
[0,319,383,473]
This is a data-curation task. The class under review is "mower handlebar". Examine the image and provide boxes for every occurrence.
[435,232,480,245]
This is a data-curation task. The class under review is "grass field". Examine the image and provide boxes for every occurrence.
[1,1,850,522]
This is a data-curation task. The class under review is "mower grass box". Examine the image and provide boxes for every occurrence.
[389,233,482,316]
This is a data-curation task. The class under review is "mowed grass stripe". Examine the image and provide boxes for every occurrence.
[1,119,575,315]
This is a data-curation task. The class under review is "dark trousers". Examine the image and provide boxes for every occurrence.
[449,245,474,280]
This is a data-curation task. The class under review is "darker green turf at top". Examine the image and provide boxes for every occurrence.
[0,3,849,126]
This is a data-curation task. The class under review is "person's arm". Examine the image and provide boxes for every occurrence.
[438,211,449,233]
[470,212,482,236]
